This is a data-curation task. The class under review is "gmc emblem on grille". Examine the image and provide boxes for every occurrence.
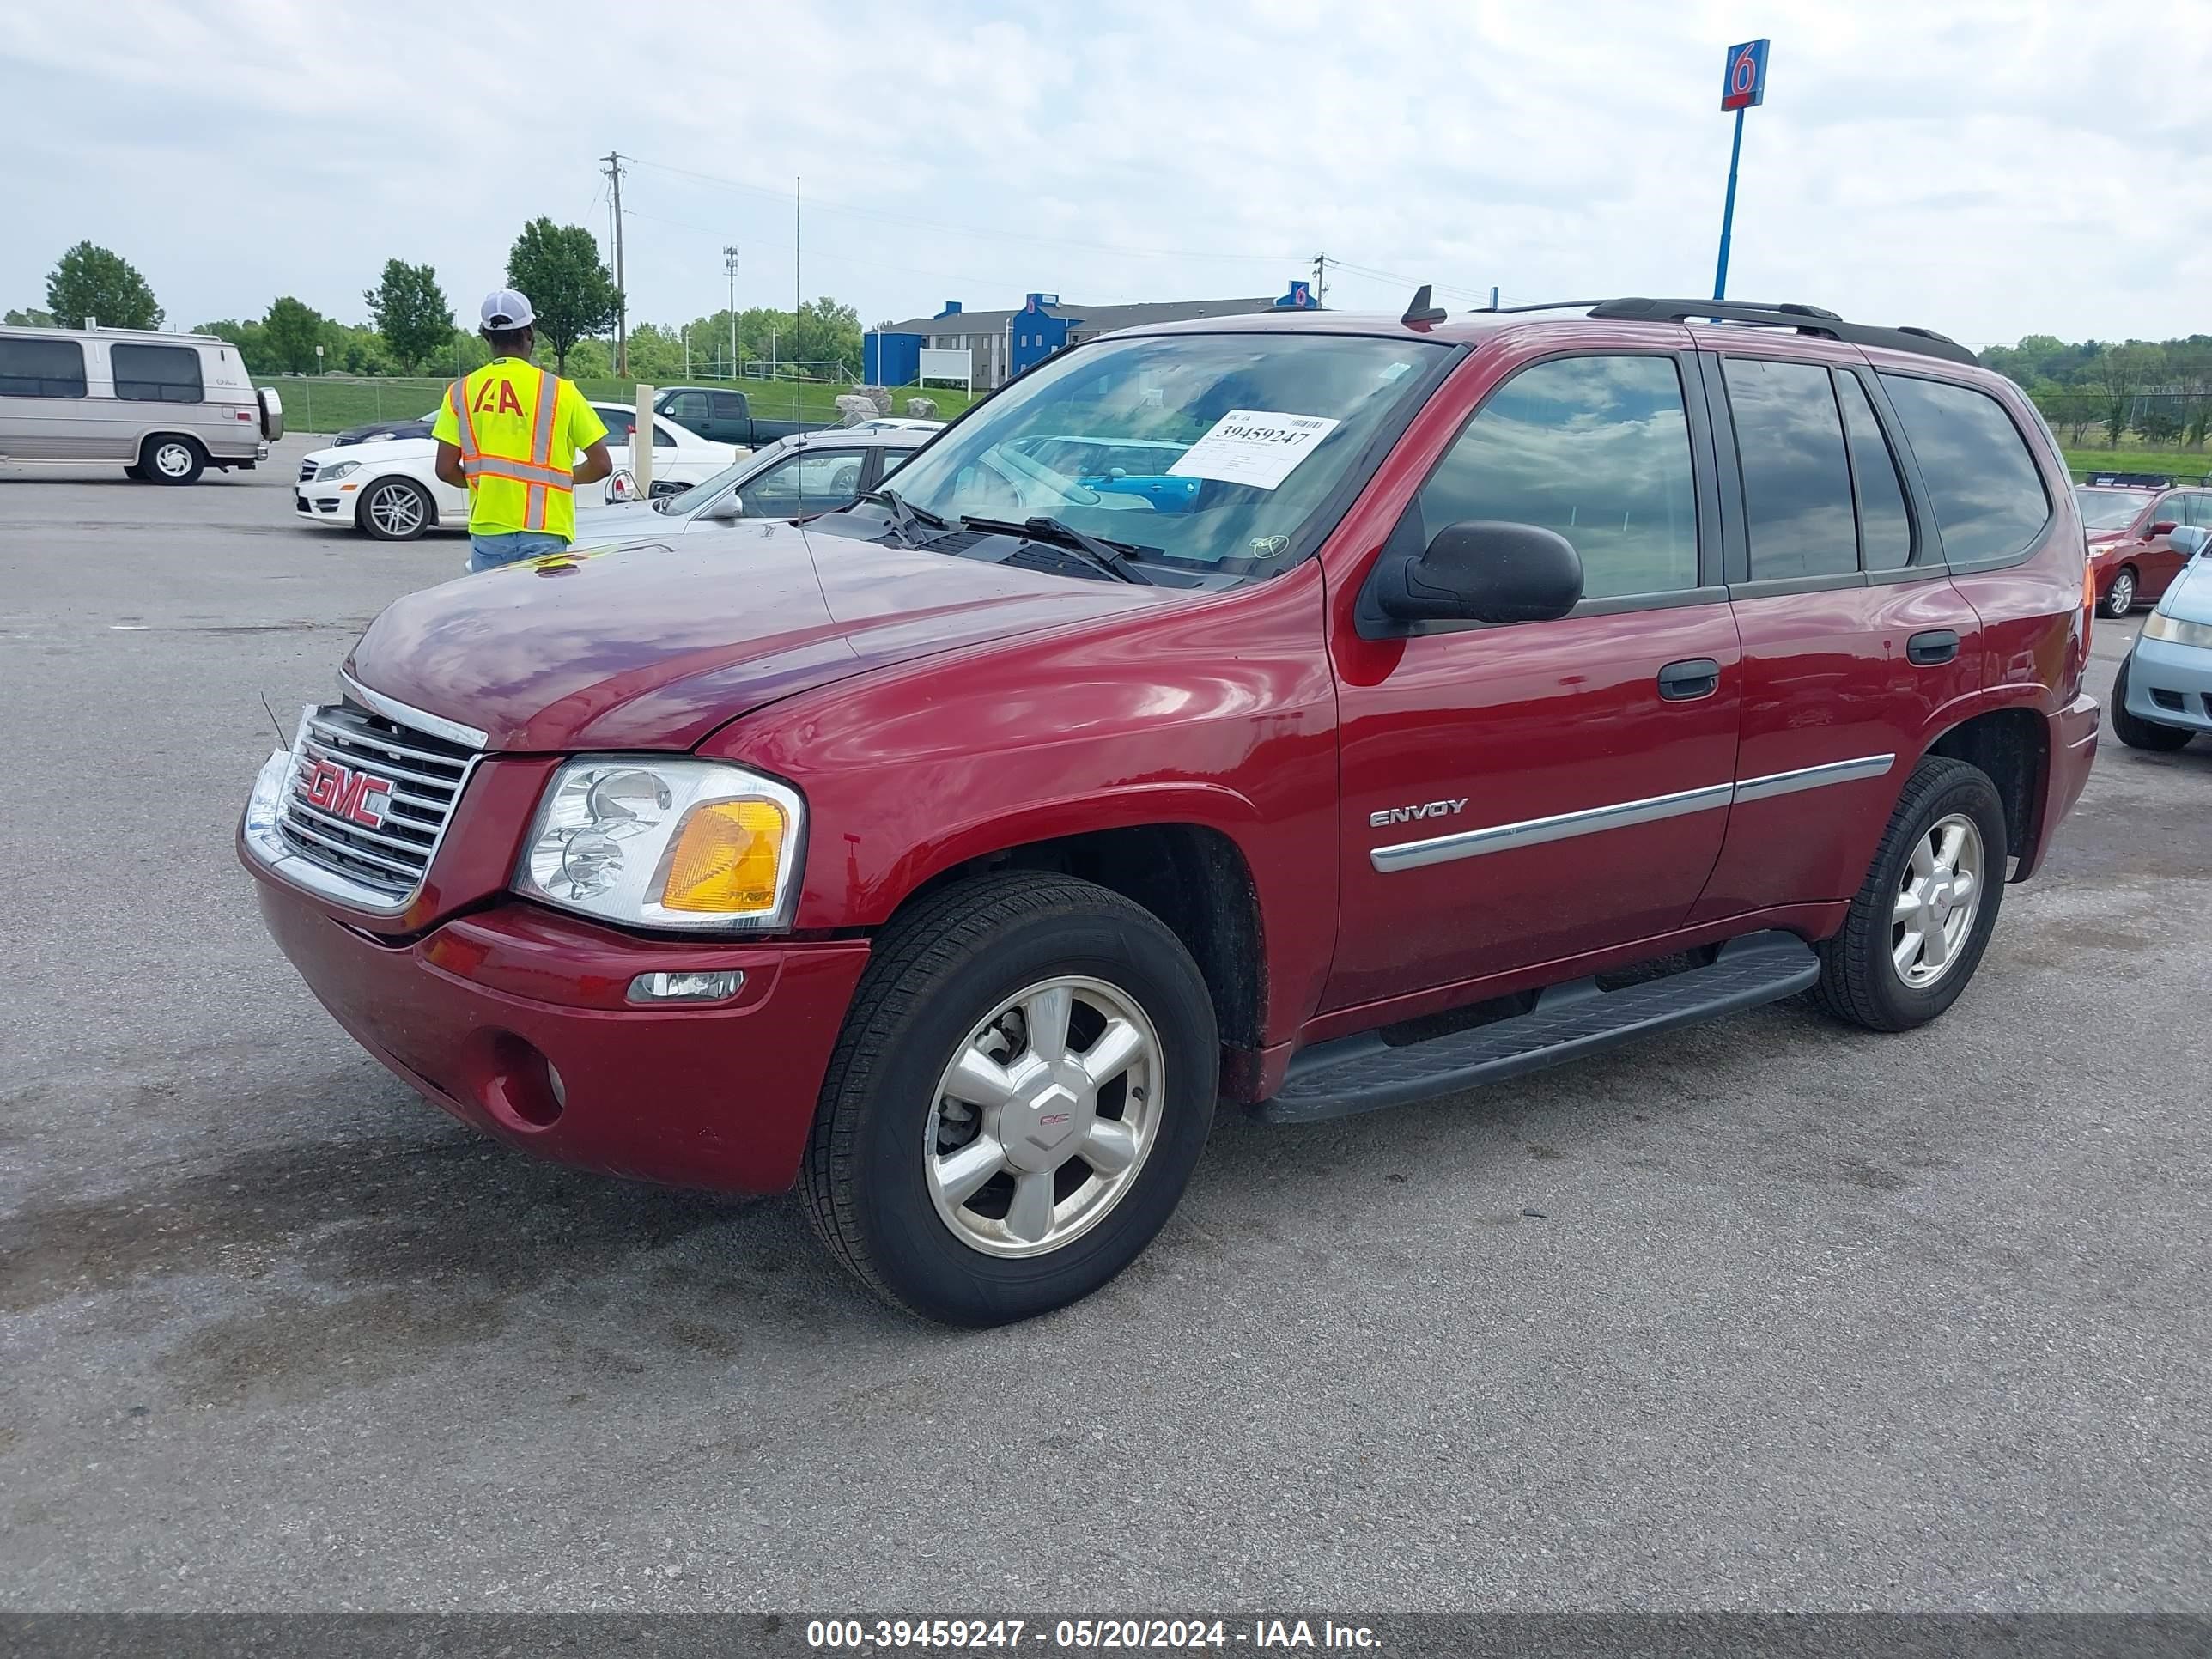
[301,757,393,830]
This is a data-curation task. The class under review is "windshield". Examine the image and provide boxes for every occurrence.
[2075,488,2146,532]
[864,331,1446,578]
[659,441,794,516]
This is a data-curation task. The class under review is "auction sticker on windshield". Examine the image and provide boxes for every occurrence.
[1166,410,1342,491]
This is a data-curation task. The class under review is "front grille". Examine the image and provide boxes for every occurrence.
[276,700,477,902]
[297,459,318,483]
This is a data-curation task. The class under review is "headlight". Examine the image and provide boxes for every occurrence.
[513,758,805,931]
[319,459,359,481]
[2142,611,2212,649]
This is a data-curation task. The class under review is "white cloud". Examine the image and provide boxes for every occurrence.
[2,0,2206,346]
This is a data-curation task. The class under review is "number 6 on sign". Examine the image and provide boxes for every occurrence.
[1722,38,1769,110]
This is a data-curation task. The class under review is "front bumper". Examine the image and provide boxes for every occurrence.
[295,484,351,520]
[2126,636,2212,733]
[249,869,871,1193]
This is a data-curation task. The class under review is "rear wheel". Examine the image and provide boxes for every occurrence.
[2100,566,2138,617]
[2111,653,2194,751]
[123,462,149,481]
[358,477,433,541]
[1814,756,2007,1033]
[140,435,204,485]
[801,872,1218,1327]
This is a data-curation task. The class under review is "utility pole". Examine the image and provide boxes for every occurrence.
[602,150,629,376]
[723,245,739,384]
[1311,252,1328,309]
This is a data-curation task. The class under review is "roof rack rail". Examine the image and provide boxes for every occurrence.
[1586,298,1978,365]
[1468,297,1978,367]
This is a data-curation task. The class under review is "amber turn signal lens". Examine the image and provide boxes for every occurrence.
[659,800,787,913]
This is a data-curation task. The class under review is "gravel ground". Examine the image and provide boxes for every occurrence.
[3,440,2208,1612]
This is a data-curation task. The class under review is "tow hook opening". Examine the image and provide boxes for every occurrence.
[468,1030,566,1132]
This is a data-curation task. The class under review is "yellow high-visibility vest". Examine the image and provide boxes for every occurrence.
[440,361,593,539]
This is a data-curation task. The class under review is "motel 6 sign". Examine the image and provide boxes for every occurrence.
[1722,39,1770,110]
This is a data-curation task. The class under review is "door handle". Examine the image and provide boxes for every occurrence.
[1656,658,1722,701]
[1906,629,1960,666]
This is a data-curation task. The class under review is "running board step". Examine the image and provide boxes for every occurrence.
[1255,931,1820,1126]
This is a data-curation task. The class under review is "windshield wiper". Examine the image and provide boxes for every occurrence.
[961,515,1155,585]
[859,486,950,544]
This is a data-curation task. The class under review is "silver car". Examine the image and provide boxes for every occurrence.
[0,324,279,483]
[571,422,939,544]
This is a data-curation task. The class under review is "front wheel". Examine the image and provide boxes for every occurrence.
[1814,756,2007,1033]
[358,477,433,541]
[2111,653,2194,750]
[2100,566,2138,618]
[141,435,204,485]
[801,872,1218,1326]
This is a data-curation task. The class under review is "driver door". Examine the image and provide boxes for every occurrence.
[1326,349,1741,1011]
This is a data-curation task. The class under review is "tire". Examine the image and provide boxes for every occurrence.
[1813,756,2008,1033]
[357,477,434,542]
[123,463,148,482]
[2100,566,2137,618]
[2111,653,2194,751]
[140,435,204,485]
[801,871,1219,1327]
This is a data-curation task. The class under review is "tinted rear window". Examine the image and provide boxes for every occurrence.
[0,336,88,398]
[1880,374,2050,563]
[1723,357,1858,580]
[111,343,204,404]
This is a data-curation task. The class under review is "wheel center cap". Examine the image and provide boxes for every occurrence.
[1001,1070,1088,1172]
[1928,879,1954,923]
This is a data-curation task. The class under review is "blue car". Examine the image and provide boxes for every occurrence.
[2114,525,2212,752]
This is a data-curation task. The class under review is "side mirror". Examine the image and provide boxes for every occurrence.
[2171,526,2210,560]
[707,492,744,522]
[605,469,640,503]
[2148,520,2179,538]
[1367,520,1584,625]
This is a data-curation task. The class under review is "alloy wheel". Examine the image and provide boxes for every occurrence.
[368,482,426,538]
[923,975,1164,1257]
[1891,812,1984,989]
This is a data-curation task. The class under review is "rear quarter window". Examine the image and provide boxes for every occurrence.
[0,336,88,398]
[1879,374,2051,564]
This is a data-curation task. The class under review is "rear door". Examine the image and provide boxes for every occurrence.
[710,391,750,444]
[1326,346,1743,1010]
[1687,349,1984,921]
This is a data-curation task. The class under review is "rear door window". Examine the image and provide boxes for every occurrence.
[710,392,746,419]
[1878,374,2051,564]
[1836,371,1914,570]
[1722,357,1858,580]
[110,343,204,404]
[0,336,88,398]
[1415,354,1701,602]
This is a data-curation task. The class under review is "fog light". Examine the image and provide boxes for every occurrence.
[627,969,745,1004]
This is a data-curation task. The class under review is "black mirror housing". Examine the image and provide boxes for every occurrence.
[1368,520,1585,626]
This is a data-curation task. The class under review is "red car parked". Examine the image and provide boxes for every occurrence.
[241,296,2100,1326]
[2078,482,2212,617]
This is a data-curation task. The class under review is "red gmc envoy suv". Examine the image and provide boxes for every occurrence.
[241,296,2100,1326]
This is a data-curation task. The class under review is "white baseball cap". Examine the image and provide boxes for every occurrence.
[479,289,536,330]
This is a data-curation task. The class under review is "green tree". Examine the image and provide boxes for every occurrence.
[262,295,326,374]
[623,322,689,383]
[544,337,612,380]
[362,259,453,374]
[2094,343,2165,447]
[793,295,862,376]
[4,307,56,327]
[505,218,618,374]
[45,241,161,330]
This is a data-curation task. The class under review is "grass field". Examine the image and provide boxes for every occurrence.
[2060,446,2211,482]
[262,375,978,434]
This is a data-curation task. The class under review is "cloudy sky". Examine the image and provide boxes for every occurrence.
[4,0,2209,350]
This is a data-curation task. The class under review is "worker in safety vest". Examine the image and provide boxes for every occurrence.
[432,289,614,571]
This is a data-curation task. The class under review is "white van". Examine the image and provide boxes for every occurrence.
[0,324,283,483]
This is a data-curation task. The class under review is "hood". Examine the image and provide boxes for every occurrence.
[314,434,436,465]
[343,520,1170,752]
[2160,557,2212,625]
[569,497,668,541]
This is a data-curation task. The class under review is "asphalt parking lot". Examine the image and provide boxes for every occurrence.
[3,436,2209,1613]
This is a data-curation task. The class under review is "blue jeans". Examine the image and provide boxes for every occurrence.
[470,531,569,572]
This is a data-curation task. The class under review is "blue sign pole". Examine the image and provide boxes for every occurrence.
[1712,106,1746,302]
[1713,38,1770,304]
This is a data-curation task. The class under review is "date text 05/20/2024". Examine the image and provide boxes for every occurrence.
[805,1620,1382,1650]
